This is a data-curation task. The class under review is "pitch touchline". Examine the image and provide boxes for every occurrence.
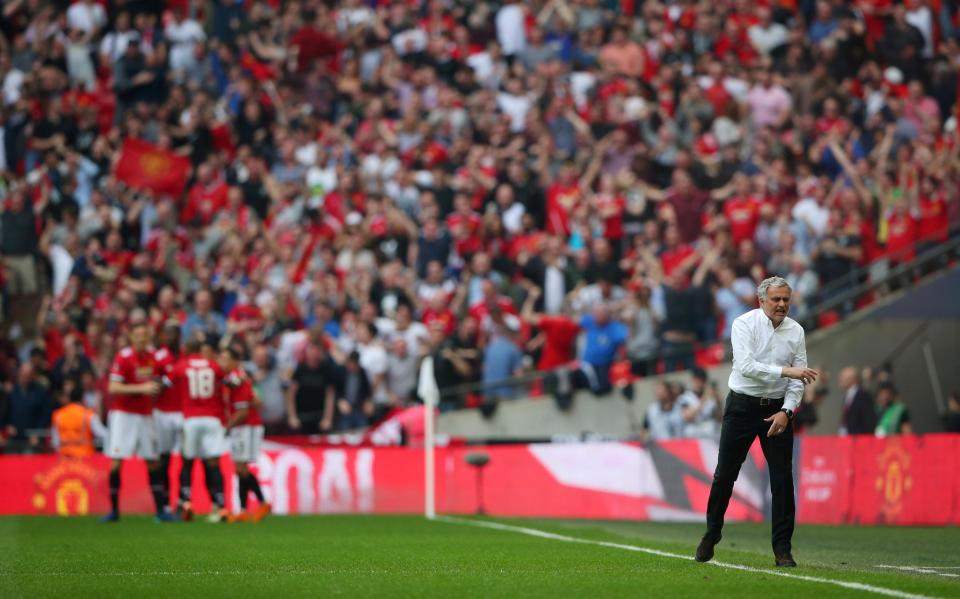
[434,516,934,599]
[878,566,960,579]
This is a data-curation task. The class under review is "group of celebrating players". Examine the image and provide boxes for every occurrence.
[103,320,270,523]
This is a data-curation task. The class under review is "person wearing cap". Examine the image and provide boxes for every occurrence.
[696,276,818,568]
[875,382,912,436]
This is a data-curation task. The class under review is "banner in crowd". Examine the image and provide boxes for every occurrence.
[2,435,958,525]
[115,138,191,197]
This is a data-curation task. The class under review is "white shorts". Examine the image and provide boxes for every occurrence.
[182,417,225,460]
[153,410,183,455]
[230,425,265,464]
[106,411,159,461]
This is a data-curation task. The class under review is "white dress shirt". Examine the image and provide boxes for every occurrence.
[728,308,807,412]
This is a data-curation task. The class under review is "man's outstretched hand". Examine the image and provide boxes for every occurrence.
[782,367,819,385]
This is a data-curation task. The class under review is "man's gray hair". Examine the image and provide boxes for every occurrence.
[757,276,792,300]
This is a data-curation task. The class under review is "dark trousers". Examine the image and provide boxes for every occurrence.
[705,392,795,554]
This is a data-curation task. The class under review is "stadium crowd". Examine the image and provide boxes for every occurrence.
[1,0,960,447]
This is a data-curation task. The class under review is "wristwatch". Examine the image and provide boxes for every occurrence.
[780,408,794,419]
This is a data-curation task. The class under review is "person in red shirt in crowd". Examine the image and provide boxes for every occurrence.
[170,336,227,522]
[102,322,172,523]
[446,192,483,251]
[37,299,92,368]
[916,175,950,249]
[421,292,457,338]
[544,160,582,236]
[521,286,579,371]
[659,224,698,279]
[884,191,919,264]
[289,7,343,74]
[152,321,182,512]
[181,163,229,226]
[101,230,134,281]
[723,172,762,245]
[220,346,271,523]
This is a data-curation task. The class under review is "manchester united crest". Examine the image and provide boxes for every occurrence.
[874,438,913,522]
[32,460,102,516]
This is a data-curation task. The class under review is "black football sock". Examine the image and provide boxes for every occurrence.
[148,466,168,515]
[246,473,264,503]
[159,454,172,501]
[109,468,121,514]
[237,475,250,510]
[205,462,225,509]
[180,458,193,504]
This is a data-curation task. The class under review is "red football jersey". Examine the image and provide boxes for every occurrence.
[917,195,949,243]
[109,347,160,415]
[226,367,262,427]
[154,347,181,413]
[885,211,918,262]
[537,316,581,370]
[546,182,581,235]
[724,196,760,245]
[172,355,226,422]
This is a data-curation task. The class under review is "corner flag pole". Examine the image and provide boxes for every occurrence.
[418,356,439,520]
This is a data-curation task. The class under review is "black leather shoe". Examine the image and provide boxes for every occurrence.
[695,534,721,563]
[775,552,797,567]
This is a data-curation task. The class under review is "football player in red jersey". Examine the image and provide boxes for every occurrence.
[152,321,182,512]
[171,336,228,522]
[220,347,271,523]
[102,322,174,522]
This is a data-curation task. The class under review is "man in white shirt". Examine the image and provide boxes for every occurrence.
[165,9,206,75]
[747,8,788,57]
[495,0,527,57]
[99,12,140,66]
[355,322,389,406]
[496,78,532,133]
[696,277,818,568]
[67,0,106,35]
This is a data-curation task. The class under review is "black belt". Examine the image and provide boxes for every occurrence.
[730,390,784,406]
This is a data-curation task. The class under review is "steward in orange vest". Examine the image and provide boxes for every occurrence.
[51,388,106,458]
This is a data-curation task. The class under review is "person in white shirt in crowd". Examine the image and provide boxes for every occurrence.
[696,276,817,568]
[495,0,527,57]
[496,77,533,133]
[376,302,430,358]
[570,272,627,315]
[643,381,684,442]
[165,8,206,76]
[67,0,106,36]
[784,254,819,321]
[386,337,420,410]
[678,368,722,439]
[747,7,789,57]
[714,266,756,339]
[99,11,139,66]
[791,178,831,239]
[354,321,389,408]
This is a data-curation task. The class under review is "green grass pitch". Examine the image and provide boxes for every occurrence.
[1,515,958,597]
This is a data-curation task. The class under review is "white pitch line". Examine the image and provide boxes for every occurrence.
[434,516,934,599]
[878,566,960,579]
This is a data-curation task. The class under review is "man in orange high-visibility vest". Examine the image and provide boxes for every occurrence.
[51,386,107,458]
